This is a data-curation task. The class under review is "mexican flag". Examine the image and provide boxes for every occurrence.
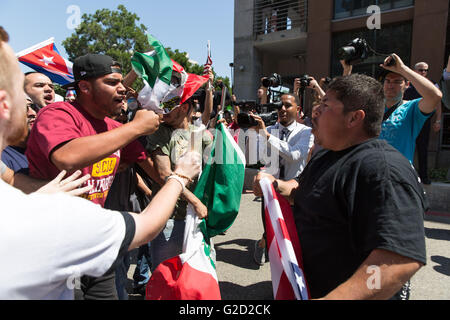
[145,205,220,300]
[131,34,209,113]
[196,121,246,240]
[145,121,246,300]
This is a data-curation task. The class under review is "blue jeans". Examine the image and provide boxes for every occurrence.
[150,219,185,272]
[133,242,152,288]
[114,252,131,300]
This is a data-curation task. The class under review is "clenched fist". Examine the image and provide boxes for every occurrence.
[132,109,161,136]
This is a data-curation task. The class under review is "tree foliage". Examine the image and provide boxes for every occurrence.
[62,5,231,91]
[63,5,151,74]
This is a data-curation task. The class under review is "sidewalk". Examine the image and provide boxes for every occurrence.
[423,182,450,224]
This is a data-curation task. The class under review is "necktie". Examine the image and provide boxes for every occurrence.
[279,127,289,180]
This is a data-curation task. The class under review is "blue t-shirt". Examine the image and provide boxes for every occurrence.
[379,98,431,163]
[1,146,29,175]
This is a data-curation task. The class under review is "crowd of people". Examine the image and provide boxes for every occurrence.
[0,23,447,300]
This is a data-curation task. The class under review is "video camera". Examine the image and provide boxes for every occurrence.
[236,100,279,129]
[337,37,396,67]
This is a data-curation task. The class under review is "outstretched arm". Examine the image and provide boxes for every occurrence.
[151,149,208,219]
[128,151,202,249]
[1,163,92,196]
[340,59,353,76]
[51,110,160,172]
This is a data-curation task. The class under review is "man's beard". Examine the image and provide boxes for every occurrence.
[92,91,122,118]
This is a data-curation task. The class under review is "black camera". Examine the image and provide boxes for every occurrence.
[236,100,258,128]
[299,75,312,88]
[259,102,281,127]
[261,73,282,88]
[337,38,370,65]
[236,101,279,129]
[338,37,397,67]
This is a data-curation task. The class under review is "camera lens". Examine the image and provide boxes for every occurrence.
[261,73,281,88]
[338,46,356,61]
[337,38,370,65]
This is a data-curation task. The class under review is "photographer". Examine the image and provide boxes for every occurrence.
[295,76,326,128]
[257,84,268,105]
[250,92,314,265]
[378,54,442,164]
[337,38,442,164]
[294,75,325,132]
[294,76,326,103]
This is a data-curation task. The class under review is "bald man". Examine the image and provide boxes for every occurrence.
[24,72,55,110]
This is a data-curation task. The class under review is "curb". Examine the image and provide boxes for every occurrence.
[424,211,450,224]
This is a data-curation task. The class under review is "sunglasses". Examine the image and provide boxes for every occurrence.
[162,98,181,113]
[418,69,428,72]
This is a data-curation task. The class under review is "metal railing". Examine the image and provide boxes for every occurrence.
[253,0,307,35]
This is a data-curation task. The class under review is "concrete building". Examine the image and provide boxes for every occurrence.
[234,0,450,167]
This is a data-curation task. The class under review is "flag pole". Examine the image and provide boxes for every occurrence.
[206,40,212,91]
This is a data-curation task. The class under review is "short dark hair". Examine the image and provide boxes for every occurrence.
[327,74,384,137]
[282,92,300,106]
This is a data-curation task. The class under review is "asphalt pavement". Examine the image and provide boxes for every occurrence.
[129,192,450,300]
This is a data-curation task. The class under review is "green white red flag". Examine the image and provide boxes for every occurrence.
[196,121,246,239]
[131,34,209,113]
[145,121,246,300]
[145,206,220,300]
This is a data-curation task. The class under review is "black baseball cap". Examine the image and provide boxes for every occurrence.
[63,54,122,89]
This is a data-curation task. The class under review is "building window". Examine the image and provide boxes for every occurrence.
[330,22,412,78]
[334,0,414,20]
[254,0,307,35]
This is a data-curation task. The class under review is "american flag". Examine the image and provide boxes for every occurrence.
[203,40,212,75]
[259,178,309,300]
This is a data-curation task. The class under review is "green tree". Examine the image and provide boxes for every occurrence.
[62,5,151,75]
[53,84,66,98]
[62,5,230,92]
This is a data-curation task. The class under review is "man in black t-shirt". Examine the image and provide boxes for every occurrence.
[253,74,427,300]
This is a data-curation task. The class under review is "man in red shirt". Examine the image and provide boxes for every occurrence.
[26,53,161,299]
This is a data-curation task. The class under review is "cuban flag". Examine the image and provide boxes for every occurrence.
[16,38,74,86]
[259,178,310,300]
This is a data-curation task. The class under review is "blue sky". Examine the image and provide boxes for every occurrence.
[1,0,234,79]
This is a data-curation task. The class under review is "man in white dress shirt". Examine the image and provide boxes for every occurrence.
[251,93,314,265]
